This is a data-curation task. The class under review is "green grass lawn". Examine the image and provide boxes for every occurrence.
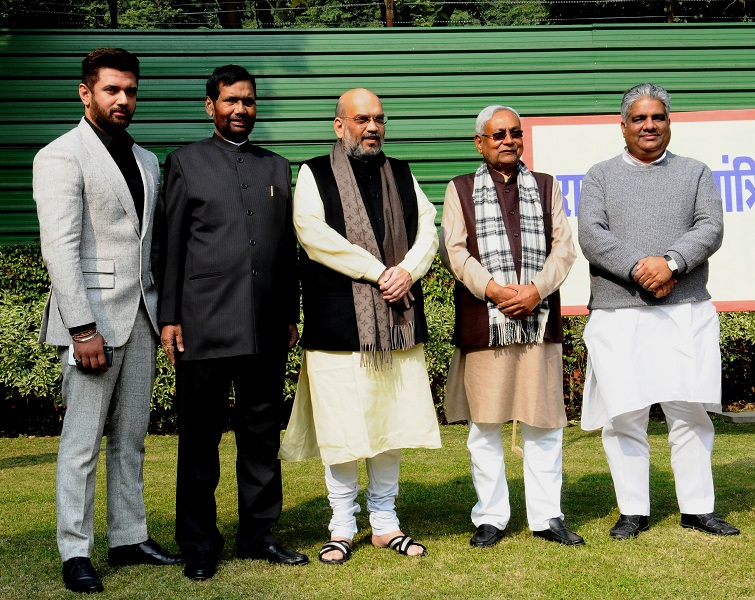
[1,421,753,599]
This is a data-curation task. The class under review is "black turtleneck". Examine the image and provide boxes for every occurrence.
[85,118,144,228]
[348,153,386,252]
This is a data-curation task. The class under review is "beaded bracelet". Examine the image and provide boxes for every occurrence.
[72,330,98,343]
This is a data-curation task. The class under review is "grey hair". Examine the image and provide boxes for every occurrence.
[475,105,520,135]
[621,83,671,123]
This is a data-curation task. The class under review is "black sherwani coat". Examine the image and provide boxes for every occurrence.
[158,134,298,360]
[158,133,299,557]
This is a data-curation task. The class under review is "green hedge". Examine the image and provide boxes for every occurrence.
[1,243,753,436]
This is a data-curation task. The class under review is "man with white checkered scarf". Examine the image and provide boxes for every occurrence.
[441,105,582,547]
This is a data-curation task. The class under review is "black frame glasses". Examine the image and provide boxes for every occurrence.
[480,129,524,142]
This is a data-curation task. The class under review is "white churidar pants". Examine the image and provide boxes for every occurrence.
[602,401,715,515]
[324,449,402,539]
[468,422,564,531]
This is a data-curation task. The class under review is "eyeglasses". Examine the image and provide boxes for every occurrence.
[341,115,387,127]
[480,129,524,142]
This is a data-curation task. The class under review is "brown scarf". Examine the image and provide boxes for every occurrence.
[329,140,415,368]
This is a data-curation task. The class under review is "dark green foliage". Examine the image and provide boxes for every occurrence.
[719,311,755,410]
[2,0,752,29]
[1,244,753,435]
[562,315,587,420]
[423,255,455,423]
[0,243,50,302]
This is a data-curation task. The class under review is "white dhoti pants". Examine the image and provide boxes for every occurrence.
[602,401,715,515]
[468,422,564,531]
[324,449,402,539]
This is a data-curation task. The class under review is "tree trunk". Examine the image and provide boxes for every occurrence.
[218,0,246,28]
[107,0,118,28]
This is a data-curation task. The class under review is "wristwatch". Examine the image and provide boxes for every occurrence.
[664,254,679,276]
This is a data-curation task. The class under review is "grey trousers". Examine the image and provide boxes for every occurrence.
[56,305,156,561]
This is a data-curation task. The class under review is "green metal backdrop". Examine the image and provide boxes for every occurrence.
[1,24,754,244]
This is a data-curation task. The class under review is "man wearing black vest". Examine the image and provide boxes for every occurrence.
[280,88,441,564]
[440,105,582,547]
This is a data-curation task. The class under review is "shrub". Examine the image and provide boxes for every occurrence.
[719,311,755,410]
[423,257,456,423]
[0,243,753,436]
[0,292,62,436]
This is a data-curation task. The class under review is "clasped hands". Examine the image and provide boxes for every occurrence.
[485,280,541,319]
[379,266,414,308]
[634,256,676,299]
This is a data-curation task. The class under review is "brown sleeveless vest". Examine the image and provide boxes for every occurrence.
[451,171,564,349]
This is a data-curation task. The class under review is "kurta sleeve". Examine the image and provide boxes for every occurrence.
[440,180,493,300]
[293,164,386,283]
[396,175,439,282]
[531,177,577,299]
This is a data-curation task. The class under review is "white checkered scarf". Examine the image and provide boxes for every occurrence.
[472,160,549,346]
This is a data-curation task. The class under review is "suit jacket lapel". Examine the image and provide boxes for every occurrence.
[134,148,155,239]
[77,118,141,235]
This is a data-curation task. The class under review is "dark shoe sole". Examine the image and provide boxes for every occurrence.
[681,523,740,536]
[470,533,505,548]
[610,524,649,540]
[533,532,585,546]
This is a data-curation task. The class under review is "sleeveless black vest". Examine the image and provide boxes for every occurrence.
[299,154,429,351]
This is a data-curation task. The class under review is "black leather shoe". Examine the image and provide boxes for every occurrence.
[184,553,217,581]
[681,513,740,536]
[108,537,185,566]
[240,542,309,566]
[62,557,104,594]
[610,514,649,539]
[533,518,585,546]
[470,524,505,547]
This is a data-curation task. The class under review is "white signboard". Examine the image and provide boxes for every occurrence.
[522,110,755,314]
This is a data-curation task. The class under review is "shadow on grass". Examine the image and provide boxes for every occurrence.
[264,472,539,549]
[0,452,57,469]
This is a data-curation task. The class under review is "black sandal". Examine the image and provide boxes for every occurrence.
[387,535,427,557]
[318,539,352,564]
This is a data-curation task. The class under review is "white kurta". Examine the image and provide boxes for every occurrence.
[581,300,722,431]
[280,345,442,465]
[440,175,576,427]
[279,162,442,465]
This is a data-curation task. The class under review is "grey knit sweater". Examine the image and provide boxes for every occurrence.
[578,152,723,310]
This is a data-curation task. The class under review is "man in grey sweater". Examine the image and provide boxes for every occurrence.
[578,83,739,539]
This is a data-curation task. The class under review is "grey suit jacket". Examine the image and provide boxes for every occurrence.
[33,118,160,347]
